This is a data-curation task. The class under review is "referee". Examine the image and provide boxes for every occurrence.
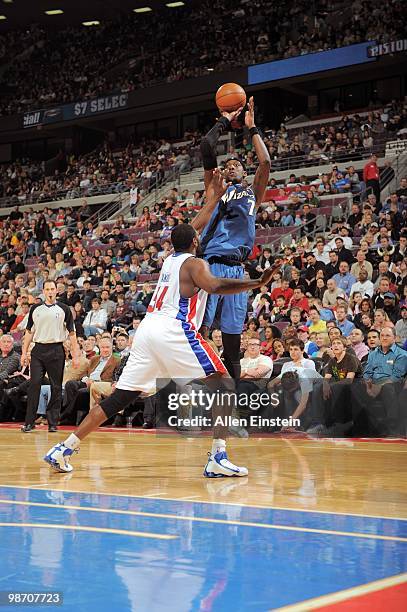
[21,279,80,433]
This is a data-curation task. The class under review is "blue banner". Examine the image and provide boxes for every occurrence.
[23,93,129,128]
[248,42,376,85]
[65,93,129,120]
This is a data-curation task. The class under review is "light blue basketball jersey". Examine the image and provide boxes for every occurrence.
[201,184,256,261]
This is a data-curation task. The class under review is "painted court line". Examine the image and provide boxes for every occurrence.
[296,444,407,453]
[274,572,407,610]
[1,484,405,522]
[0,522,176,540]
[0,499,405,543]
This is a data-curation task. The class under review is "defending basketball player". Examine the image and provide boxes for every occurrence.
[194,96,271,379]
[44,217,274,477]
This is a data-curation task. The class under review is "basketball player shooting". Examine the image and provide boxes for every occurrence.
[44,213,274,478]
[194,96,271,379]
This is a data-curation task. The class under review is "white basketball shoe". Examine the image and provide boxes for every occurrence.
[204,450,248,478]
[44,443,78,473]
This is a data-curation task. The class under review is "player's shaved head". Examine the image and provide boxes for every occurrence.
[171,223,197,252]
[225,157,246,171]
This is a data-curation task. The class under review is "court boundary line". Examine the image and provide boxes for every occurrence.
[274,572,407,610]
[0,499,406,543]
[0,484,405,522]
[0,522,176,540]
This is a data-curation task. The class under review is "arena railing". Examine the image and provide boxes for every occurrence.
[259,193,352,256]
[261,141,388,173]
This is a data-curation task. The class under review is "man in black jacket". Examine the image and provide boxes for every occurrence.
[334,237,354,265]
[0,334,22,421]
[325,250,340,279]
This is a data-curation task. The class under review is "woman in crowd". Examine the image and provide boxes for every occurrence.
[72,302,85,338]
[247,318,260,334]
[254,294,273,319]
[270,338,288,361]
[261,326,275,357]
[373,308,394,331]
[349,291,363,316]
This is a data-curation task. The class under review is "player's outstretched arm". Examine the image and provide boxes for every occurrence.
[245,96,271,206]
[191,169,231,232]
[201,107,243,190]
[187,257,274,295]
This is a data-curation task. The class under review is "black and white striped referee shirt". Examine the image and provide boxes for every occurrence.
[26,301,74,344]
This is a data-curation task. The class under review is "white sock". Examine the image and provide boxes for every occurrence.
[211,438,226,455]
[63,433,81,450]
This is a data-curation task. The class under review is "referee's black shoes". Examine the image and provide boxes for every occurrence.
[21,424,58,432]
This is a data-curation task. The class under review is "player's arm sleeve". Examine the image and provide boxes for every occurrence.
[200,117,231,171]
[252,132,271,206]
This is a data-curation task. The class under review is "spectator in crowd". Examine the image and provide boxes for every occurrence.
[289,285,309,313]
[308,336,362,436]
[322,278,343,310]
[83,298,108,337]
[325,250,340,279]
[308,306,327,334]
[0,335,21,418]
[333,261,356,297]
[233,336,274,437]
[353,328,407,436]
[268,339,321,429]
[350,269,374,298]
[395,306,407,344]
[61,337,119,425]
[351,249,374,281]
[366,329,381,350]
[363,154,381,205]
[349,328,369,362]
[208,329,224,357]
[335,304,355,337]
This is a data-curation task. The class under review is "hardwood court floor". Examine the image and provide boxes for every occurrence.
[0,427,406,610]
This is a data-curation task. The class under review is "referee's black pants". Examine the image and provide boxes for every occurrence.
[25,343,65,428]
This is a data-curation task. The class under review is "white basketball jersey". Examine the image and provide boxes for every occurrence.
[146,253,207,329]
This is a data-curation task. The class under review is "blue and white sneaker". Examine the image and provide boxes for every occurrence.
[203,451,248,478]
[43,443,78,473]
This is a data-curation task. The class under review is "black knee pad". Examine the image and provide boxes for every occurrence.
[100,388,140,419]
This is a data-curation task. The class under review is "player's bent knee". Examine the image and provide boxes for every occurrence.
[100,388,140,419]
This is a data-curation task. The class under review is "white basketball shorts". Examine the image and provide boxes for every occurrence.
[117,315,227,395]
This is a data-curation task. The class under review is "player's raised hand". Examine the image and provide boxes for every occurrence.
[206,168,231,203]
[245,96,255,129]
[220,106,244,123]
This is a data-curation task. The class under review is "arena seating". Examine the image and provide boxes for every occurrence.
[0,0,405,116]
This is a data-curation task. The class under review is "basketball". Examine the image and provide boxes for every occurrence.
[215,82,246,112]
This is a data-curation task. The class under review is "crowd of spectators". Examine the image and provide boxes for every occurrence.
[230,170,406,437]
[0,24,44,65]
[0,117,405,435]
[0,135,201,206]
[0,0,404,115]
[260,99,407,170]
[1,96,406,209]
